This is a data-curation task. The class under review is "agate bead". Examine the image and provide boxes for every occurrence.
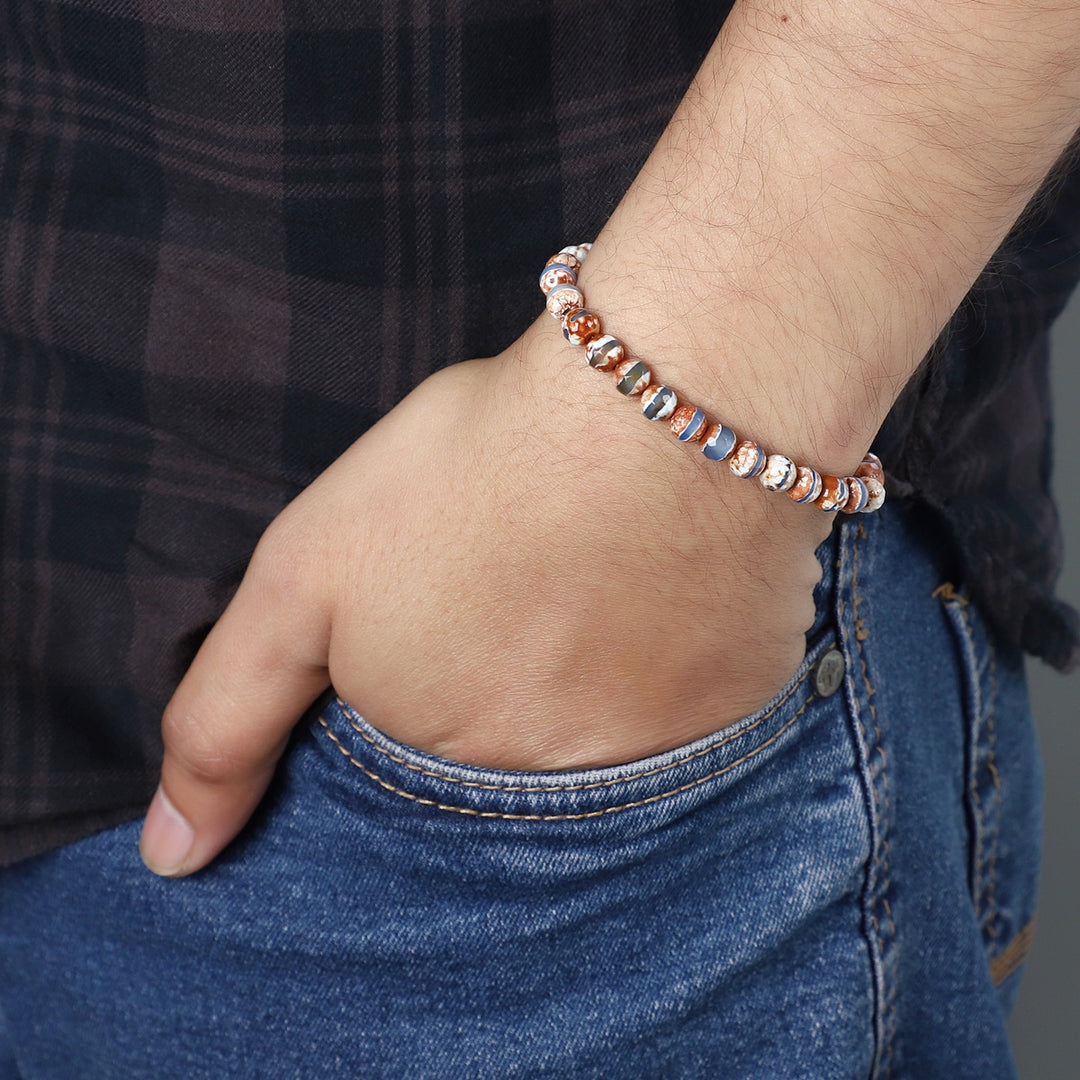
[641,384,677,421]
[815,475,850,513]
[539,264,577,295]
[787,466,823,504]
[548,250,582,273]
[670,405,707,443]
[840,476,870,514]
[562,308,602,346]
[702,423,737,462]
[761,454,797,492]
[862,477,886,512]
[546,284,584,318]
[855,452,885,486]
[730,440,767,479]
[614,359,651,396]
[585,334,625,371]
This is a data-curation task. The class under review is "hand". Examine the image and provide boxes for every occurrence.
[138,315,833,876]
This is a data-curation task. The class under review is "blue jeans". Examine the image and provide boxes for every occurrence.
[0,501,1042,1079]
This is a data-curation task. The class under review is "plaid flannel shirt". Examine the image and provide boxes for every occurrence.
[2,0,1077,864]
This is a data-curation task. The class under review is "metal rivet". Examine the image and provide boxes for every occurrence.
[814,648,846,697]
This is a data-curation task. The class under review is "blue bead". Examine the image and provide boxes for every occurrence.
[677,408,707,442]
[615,361,650,396]
[702,424,736,461]
[842,476,869,513]
[642,385,677,420]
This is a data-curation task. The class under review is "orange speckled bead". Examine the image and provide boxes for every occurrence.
[546,284,584,318]
[815,475,850,513]
[669,404,708,442]
[787,466,823,504]
[840,476,870,514]
[539,264,577,295]
[862,477,886,512]
[729,440,767,479]
[855,452,885,486]
[562,308,602,346]
[547,250,581,273]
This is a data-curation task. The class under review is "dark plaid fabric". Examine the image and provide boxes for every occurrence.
[1,0,1077,864]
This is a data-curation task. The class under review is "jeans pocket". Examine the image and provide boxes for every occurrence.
[936,583,1043,1003]
[304,629,848,838]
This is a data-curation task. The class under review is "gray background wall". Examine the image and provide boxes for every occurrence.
[1007,298,1079,1076]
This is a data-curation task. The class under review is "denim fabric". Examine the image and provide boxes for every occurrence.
[0,501,1041,1079]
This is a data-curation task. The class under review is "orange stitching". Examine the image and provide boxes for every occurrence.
[990,918,1036,987]
[316,693,817,821]
[931,581,969,606]
[332,659,818,794]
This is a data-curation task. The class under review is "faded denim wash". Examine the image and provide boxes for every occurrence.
[0,501,1041,1078]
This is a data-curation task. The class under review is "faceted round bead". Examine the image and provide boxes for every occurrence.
[670,405,707,443]
[539,264,577,295]
[562,308,602,346]
[787,466,823,504]
[862,477,886,513]
[641,384,677,421]
[548,250,581,273]
[855,451,885,486]
[546,284,584,318]
[614,359,651,396]
[702,423,737,461]
[814,475,850,513]
[585,334,625,371]
[564,244,591,264]
[760,454,797,492]
[840,476,870,514]
[729,440,767,479]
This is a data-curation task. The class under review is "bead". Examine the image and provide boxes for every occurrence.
[855,451,885,486]
[546,284,584,318]
[862,477,886,512]
[585,334,625,371]
[563,244,590,264]
[539,264,577,295]
[729,440,767,479]
[670,405,707,442]
[702,423,737,461]
[787,466,823,504]
[548,250,581,273]
[614,359,651,396]
[641,384,677,421]
[840,476,870,513]
[814,475,849,513]
[562,308,602,346]
[761,454,797,492]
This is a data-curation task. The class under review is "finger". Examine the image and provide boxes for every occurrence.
[139,544,332,877]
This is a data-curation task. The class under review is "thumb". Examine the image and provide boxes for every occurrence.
[139,546,332,877]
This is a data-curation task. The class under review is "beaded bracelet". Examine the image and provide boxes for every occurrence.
[540,243,887,515]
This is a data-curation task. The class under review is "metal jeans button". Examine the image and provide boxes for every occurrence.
[814,648,845,697]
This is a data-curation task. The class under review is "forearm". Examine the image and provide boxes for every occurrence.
[577,0,1080,475]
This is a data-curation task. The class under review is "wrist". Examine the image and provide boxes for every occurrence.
[567,229,880,479]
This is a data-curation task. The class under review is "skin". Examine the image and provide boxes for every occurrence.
[141,0,1080,876]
